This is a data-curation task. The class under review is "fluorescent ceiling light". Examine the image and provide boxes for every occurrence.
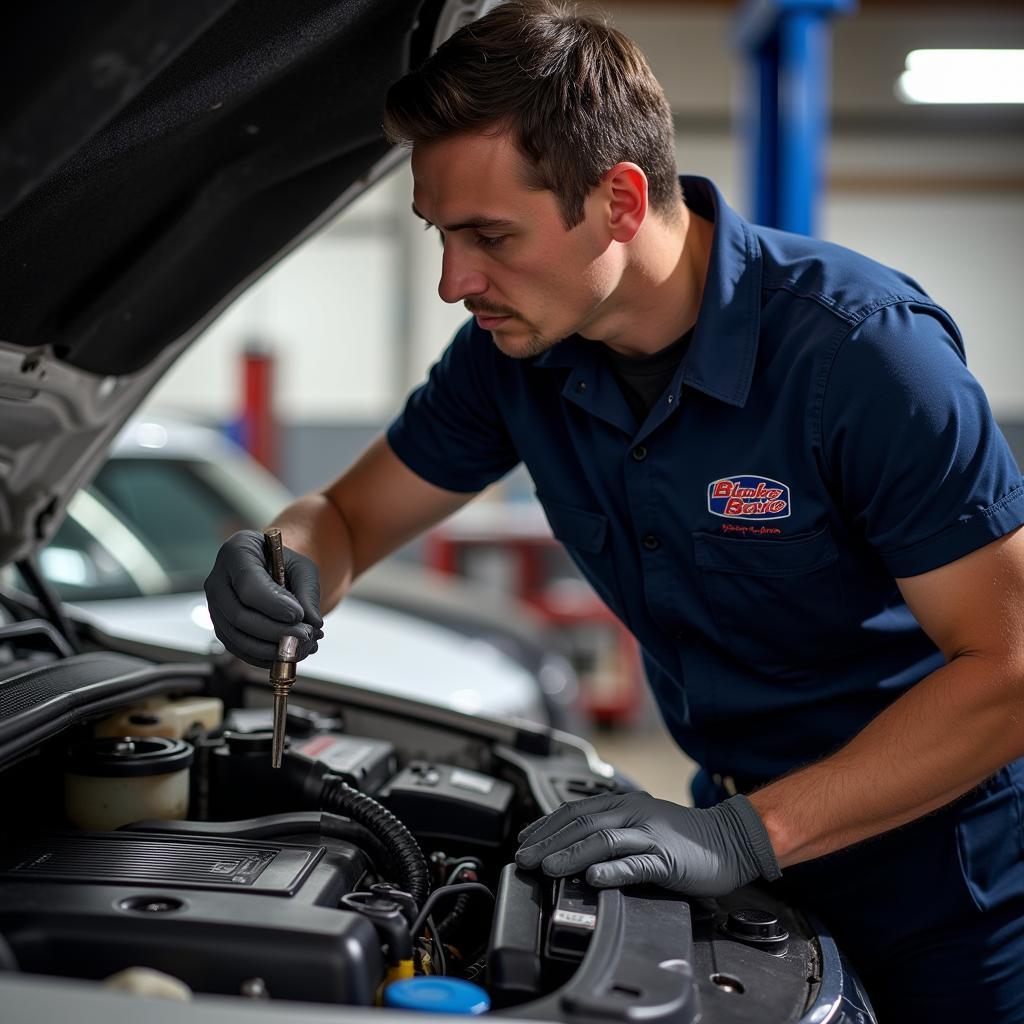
[896,49,1024,104]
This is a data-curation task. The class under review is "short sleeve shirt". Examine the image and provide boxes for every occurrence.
[388,176,1024,783]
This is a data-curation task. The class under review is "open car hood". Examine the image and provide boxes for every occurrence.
[0,0,497,566]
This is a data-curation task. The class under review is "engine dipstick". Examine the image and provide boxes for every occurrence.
[264,528,297,769]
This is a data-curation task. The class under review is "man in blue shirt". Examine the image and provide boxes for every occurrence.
[205,2,1024,1016]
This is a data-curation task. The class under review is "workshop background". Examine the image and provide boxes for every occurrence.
[139,0,1024,798]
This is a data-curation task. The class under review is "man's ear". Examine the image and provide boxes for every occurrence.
[604,163,648,244]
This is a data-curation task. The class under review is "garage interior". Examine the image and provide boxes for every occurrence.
[135,0,1024,798]
[2,1,1023,1020]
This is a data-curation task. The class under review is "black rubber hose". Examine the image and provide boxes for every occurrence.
[437,893,470,937]
[319,775,429,911]
[435,860,480,938]
[410,882,495,940]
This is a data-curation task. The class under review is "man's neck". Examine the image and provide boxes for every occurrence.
[592,202,714,359]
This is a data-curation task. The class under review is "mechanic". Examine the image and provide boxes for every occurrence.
[204,2,1024,1018]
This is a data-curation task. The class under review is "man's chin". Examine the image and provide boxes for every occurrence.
[490,326,559,360]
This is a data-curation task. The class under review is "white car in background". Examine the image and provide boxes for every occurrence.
[32,416,562,725]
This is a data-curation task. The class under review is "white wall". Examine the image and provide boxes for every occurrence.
[151,171,407,424]
[146,4,1024,425]
[824,189,1024,416]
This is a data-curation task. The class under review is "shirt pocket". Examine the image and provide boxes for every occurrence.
[536,495,608,553]
[693,526,849,667]
[535,494,619,613]
[955,763,1024,913]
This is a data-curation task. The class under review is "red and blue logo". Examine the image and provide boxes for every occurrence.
[707,475,791,520]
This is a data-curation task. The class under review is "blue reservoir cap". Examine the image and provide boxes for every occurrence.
[383,977,491,1014]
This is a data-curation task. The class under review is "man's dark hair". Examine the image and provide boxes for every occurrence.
[383,0,681,229]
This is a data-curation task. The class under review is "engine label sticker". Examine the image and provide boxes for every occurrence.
[553,909,597,929]
[450,768,495,794]
[298,734,373,774]
[707,475,791,521]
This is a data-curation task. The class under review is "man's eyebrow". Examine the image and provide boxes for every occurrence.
[411,204,515,232]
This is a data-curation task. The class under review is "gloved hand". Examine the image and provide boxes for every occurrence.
[204,530,324,669]
[515,791,781,897]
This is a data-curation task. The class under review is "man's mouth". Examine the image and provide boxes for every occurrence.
[472,311,513,329]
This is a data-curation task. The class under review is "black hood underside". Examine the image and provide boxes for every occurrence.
[0,0,435,376]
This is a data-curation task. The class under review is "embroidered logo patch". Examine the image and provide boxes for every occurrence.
[707,475,791,520]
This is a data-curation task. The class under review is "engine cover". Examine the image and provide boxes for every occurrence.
[0,825,383,1003]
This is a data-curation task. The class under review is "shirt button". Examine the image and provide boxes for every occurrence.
[642,533,660,551]
[667,394,675,404]
[631,445,647,461]
[576,380,587,392]
[673,628,686,642]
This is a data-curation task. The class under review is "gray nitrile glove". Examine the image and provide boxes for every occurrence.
[515,791,781,897]
[204,529,324,669]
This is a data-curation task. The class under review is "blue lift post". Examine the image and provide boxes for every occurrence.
[736,0,857,236]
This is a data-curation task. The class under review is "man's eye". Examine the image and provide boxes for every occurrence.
[476,234,506,250]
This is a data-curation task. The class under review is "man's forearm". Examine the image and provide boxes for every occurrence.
[749,653,1024,868]
[268,492,355,614]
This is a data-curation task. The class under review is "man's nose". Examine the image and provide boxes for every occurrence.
[437,246,488,304]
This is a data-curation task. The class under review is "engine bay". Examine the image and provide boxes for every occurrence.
[0,635,869,1023]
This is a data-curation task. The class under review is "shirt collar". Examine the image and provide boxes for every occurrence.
[530,176,763,409]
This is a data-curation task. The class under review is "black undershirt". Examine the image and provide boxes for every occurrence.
[604,327,694,423]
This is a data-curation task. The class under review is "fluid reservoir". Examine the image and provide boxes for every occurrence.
[94,696,223,740]
[64,737,194,830]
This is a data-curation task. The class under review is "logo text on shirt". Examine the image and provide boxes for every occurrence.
[707,475,791,520]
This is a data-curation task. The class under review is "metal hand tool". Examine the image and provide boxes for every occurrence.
[263,528,298,768]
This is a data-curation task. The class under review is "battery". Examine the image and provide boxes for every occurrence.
[290,733,396,794]
[378,762,513,846]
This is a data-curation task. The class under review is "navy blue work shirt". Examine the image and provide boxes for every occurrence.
[388,176,1024,786]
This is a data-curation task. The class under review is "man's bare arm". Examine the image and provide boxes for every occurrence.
[749,525,1024,867]
[267,435,477,613]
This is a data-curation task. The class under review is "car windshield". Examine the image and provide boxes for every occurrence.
[38,457,268,602]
